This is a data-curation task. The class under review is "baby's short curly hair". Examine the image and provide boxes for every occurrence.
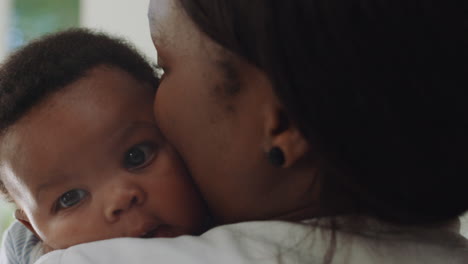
[0,28,159,202]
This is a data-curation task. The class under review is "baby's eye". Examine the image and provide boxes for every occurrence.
[123,143,156,170]
[56,189,88,210]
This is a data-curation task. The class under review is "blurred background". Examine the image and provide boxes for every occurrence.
[0,0,155,241]
[0,0,155,62]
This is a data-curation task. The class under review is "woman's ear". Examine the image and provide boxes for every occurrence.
[271,125,309,168]
[264,107,310,168]
[15,209,40,238]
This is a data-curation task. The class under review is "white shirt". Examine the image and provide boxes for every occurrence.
[0,221,43,264]
[35,217,468,264]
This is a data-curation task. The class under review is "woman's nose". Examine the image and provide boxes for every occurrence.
[104,182,146,223]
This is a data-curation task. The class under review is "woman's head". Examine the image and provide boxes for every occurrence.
[149,0,468,225]
[149,0,318,224]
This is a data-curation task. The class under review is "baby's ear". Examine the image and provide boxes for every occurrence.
[15,209,40,238]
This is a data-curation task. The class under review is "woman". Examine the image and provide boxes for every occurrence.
[37,0,468,263]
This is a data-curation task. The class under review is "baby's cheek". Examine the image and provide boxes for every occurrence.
[40,221,80,249]
[39,215,108,249]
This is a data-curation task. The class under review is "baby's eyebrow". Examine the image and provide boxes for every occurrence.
[111,121,158,146]
[99,120,157,157]
[35,175,70,203]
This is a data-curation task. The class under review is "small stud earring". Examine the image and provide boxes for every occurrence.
[268,147,285,167]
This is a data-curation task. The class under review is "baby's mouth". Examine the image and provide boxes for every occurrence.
[135,222,159,239]
[138,225,185,238]
[140,228,158,238]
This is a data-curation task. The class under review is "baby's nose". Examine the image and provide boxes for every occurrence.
[104,183,146,223]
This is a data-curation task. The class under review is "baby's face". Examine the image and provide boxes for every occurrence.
[0,66,207,249]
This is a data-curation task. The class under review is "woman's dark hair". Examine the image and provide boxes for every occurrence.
[0,28,158,201]
[178,0,468,225]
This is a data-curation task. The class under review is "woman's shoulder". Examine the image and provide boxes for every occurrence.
[36,220,321,264]
[36,219,468,264]
[204,218,468,264]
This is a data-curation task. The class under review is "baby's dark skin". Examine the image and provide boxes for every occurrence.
[0,66,207,251]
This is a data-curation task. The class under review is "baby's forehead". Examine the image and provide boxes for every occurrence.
[25,66,154,119]
[1,66,156,174]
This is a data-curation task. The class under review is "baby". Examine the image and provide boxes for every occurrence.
[0,29,208,263]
